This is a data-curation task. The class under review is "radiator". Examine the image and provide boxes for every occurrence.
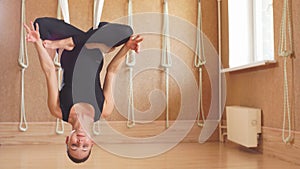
[226,106,261,147]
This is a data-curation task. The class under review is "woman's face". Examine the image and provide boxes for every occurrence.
[66,129,94,159]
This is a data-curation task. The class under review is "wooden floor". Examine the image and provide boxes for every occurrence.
[0,142,299,169]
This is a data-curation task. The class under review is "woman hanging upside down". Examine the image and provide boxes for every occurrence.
[24,17,143,164]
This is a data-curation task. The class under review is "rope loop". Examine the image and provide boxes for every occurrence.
[18,0,29,132]
[161,0,172,128]
[93,121,101,135]
[55,118,65,135]
[19,68,28,132]
[126,0,136,128]
[279,0,293,144]
[195,0,206,127]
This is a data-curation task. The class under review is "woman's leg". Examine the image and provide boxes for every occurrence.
[87,23,133,48]
[34,17,84,40]
[35,18,133,51]
[34,17,88,51]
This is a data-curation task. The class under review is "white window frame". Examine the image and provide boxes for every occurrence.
[223,0,275,72]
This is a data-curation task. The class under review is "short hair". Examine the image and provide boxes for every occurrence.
[67,149,91,164]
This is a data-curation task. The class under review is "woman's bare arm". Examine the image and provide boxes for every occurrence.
[24,22,62,119]
[101,35,143,118]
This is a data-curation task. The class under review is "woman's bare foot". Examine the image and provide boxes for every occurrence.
[43,37,75,51]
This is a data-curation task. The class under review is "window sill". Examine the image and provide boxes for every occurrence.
[221,60,277,73]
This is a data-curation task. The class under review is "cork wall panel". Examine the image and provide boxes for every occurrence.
[0,0,95,122]
[68,0,94,31]
[103,0,216,121]
[292,0,300,131]
[224,0,300,131]
[0,0,217,123]
[0,0,23,122]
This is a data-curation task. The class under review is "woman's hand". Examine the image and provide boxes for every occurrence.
[125,35,143,53]
[24,21,40,43]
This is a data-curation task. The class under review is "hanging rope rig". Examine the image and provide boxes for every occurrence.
[126,0,136,128]
[18,0,29,132]
[279,0,293,144]
[54,0,72,135]
[92,0,105,135]
[162,0,172,128]
[194,0,206,127]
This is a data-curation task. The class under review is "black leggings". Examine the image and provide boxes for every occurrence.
[34,17,133,122]
[34,17,133,48]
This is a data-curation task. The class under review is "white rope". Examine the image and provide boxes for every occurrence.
[54,0,71,135]
[93,0,105,30]
[126,0,136,128]
[278,0,293,144]
[92,0,105,135]
[18,0,29,132]
[217,0,225,143]
[162,0,172,128]
[58,0,70,24]
[194,0,206,127]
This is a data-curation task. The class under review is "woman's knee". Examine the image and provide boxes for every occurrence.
[33,17,53,39]
[121,24,133,37]
[110,24,133,47]
[33,17,50,28]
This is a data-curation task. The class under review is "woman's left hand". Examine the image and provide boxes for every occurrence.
[24,21,40,43]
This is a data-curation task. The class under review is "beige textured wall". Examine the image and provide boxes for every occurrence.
[223,0,300,131]
[0,0,217,122]
[3,0,299,133]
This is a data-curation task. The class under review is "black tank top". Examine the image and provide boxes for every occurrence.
[59,30,104,122]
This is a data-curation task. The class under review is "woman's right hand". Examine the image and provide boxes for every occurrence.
[24,21,40,43]
[125,35,143,53]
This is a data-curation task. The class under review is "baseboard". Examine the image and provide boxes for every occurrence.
[0,122,72,145]
[0,121,218,145]
[261,127,300,165]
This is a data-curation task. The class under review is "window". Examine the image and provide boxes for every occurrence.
[228,0,274,69]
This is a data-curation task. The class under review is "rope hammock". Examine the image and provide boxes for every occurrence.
[18,0,29,132]
[162,0,172,128]
[126,0,136,128]
[194,0,206,127]
[92,0,105,135]
[278,0,293,144]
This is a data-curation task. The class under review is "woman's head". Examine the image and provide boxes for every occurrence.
[66,103,95,163]
[66,129,94,163]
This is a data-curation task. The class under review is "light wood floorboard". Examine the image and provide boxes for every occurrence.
[0,142,299,169]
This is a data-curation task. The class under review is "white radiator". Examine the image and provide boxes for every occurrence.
[226,106,261,147]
